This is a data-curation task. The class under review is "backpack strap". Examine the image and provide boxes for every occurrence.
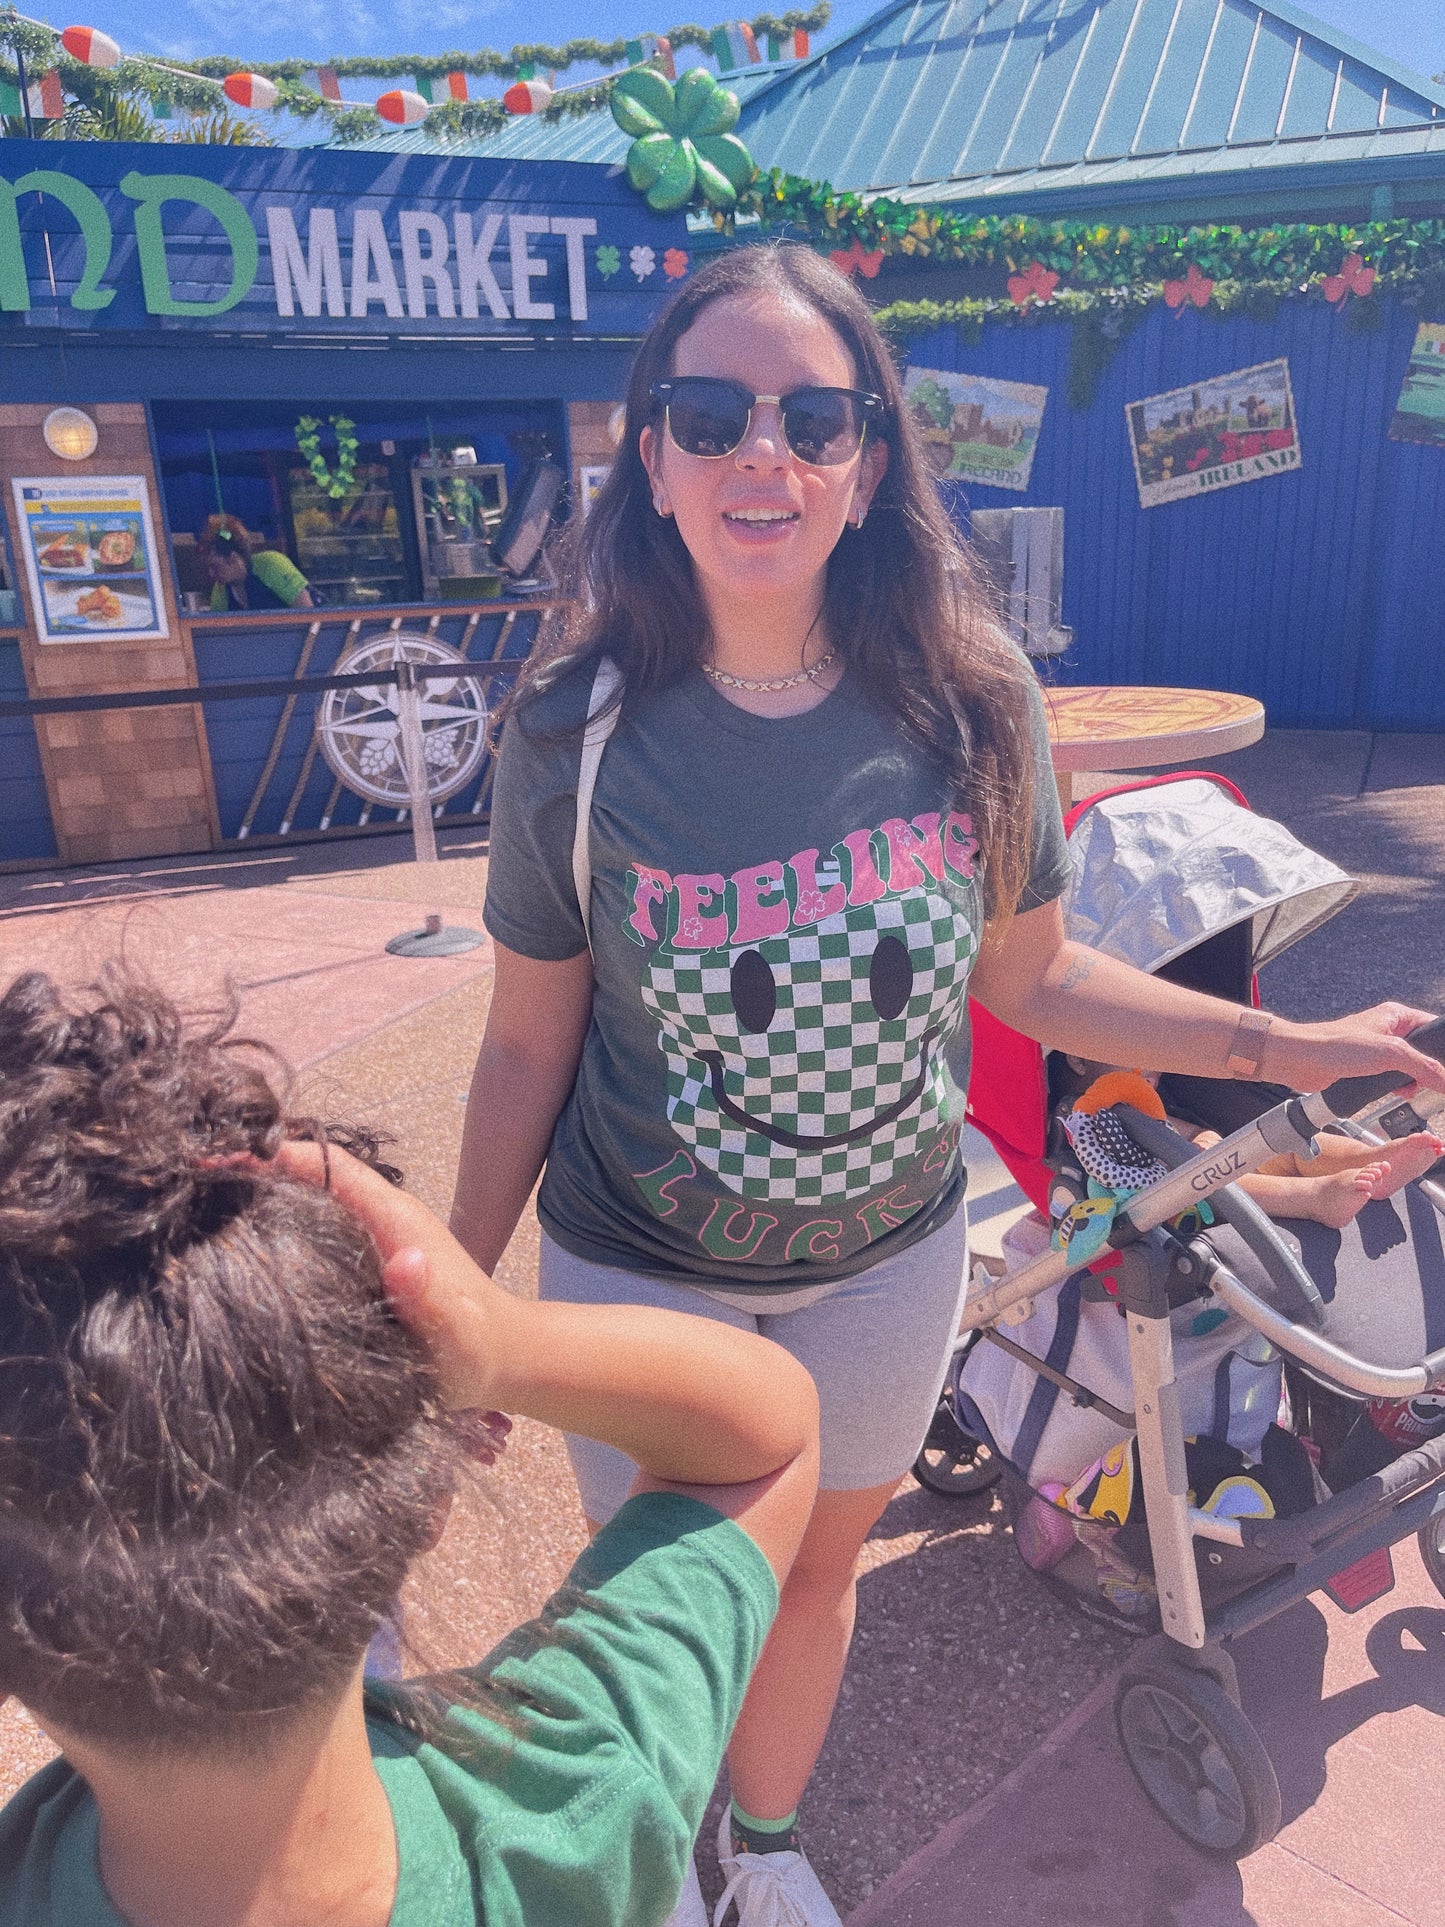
[571,655,623,953]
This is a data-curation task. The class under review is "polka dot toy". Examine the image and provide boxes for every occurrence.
[1062,1070,1169,1192]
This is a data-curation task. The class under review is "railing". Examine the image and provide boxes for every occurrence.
[2,597,564,854]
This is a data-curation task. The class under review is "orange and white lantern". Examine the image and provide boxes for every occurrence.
[223,71,280,110]
[503,77,552,113]
[376,88,430,124]
[60,25,120,66]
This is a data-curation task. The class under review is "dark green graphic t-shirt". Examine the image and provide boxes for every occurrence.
[484,664,1068,1290]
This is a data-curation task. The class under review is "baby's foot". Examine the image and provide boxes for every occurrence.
[1304,1167,1381,1229]
[1364,1132,1445,1200]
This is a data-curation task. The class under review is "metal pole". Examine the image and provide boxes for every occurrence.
[394,659,438,865]
[14,41,35,140]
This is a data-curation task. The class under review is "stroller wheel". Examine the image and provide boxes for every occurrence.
[1114,1661,1281,1858]
[1417,1515,1445,1600]
[913,1392,1002,1497]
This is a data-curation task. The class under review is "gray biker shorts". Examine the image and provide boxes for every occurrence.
[538,1207,970,1523]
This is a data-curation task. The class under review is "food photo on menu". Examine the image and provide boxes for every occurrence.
[30,508,156,635]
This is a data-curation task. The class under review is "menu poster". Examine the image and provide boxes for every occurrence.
[11,476,168,643]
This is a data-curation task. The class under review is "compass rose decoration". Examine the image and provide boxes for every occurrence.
[315,632,488,809]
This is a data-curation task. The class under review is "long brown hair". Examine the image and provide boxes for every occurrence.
[514,241,1039,917]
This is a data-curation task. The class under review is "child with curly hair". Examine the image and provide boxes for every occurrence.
[0,970,818,1927]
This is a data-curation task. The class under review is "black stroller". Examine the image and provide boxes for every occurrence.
[915,772,1445,1857]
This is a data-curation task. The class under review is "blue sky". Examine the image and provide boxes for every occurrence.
[59,0,1445,81]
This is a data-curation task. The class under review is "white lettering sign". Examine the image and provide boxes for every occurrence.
[266,203,603,326]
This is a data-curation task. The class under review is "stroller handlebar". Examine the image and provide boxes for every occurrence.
[1321,1012,1445,1121]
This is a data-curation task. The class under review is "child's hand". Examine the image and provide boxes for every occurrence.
[274,1141,504,1409]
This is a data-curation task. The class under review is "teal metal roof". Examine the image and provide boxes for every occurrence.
[337,0,1445,216]
[737,0,1445,201]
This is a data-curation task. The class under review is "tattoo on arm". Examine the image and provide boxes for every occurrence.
[1059,951,1096,993]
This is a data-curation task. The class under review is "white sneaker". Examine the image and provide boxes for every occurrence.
[713,1807,843,1926]
[662,1856,708,1927]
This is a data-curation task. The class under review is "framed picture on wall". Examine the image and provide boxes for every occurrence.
[1125,360,1300,509]
[902,368,1048,491]
[11,475,169,643]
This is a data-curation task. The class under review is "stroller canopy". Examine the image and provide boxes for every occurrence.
[1064,777,1358,977]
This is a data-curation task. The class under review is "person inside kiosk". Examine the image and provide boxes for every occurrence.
[156,400,570,614]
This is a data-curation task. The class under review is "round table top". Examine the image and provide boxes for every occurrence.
[1044,684,1265,773]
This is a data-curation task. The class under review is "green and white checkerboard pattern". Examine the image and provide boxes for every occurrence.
[640,891,976,1203]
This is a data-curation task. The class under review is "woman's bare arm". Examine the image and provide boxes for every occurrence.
[970,898,1445,1096]
[449,943,594,1274]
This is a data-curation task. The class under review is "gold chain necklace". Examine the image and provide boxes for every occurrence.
[701,650,836,693]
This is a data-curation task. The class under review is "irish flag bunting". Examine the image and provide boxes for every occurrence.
[766,28,809,58]
[313,65,341,100]
[710,20,760,69]
[0,69,64,118]
[417,71,468,103]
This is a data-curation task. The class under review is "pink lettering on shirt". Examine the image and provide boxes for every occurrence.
[731,861,791,945]
[672,873,729,949]
[626,864,673,945]
[786,849,847,927]
[942,812,979,882]
[837,828,887,906]
[879,813,945,891]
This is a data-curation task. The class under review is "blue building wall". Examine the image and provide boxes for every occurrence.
[912,294,1445,729]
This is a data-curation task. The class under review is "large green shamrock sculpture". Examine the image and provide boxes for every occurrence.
[611,66,757,213]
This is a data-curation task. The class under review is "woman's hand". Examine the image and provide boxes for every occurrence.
[1261,1002,1445,1099]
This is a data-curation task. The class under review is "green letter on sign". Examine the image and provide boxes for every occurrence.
[0,171,115,312]
[119,171,258,316]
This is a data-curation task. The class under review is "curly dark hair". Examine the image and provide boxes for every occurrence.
[511,241,1039,917]
[0,970,455,1752]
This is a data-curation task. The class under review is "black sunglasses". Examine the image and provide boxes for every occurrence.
[650,377,886,467]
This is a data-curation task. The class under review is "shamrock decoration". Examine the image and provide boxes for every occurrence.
[1006,262,1059,309]
[595,243,621,279]
[1322,251,1376,307]
[610,65,756,212]
[1163,263,1214,312]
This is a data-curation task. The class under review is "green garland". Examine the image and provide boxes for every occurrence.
[295,414,359,500]
[0,6,829,139]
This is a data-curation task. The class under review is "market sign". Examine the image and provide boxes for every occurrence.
[0,139,691,337]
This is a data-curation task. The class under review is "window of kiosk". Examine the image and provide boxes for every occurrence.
[151,399,566,614]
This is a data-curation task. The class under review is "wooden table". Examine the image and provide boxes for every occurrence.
[1044,684,1265,809]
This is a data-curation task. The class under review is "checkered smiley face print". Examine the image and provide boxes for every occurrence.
[640,890,977,1204]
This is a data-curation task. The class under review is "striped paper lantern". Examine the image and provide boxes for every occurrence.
[503,77,552,113]
[376,88,430,124]
[223,71,280,110]
[624,33,675,78]
[417,71,468,103]
[60,24,120,67]
[710,21,760,69]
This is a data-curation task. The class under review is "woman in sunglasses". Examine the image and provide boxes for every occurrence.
[456,242,1445,1925]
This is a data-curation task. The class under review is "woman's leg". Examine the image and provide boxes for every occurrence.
[727,1208,972,1822]
[724,1480,895,1819]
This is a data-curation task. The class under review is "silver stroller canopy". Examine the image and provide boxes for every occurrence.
[1064,776,1358,976]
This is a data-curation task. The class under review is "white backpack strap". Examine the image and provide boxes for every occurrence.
[571,655,623,952]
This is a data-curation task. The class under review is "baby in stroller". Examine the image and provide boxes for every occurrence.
[1055,1050,1443,1230]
